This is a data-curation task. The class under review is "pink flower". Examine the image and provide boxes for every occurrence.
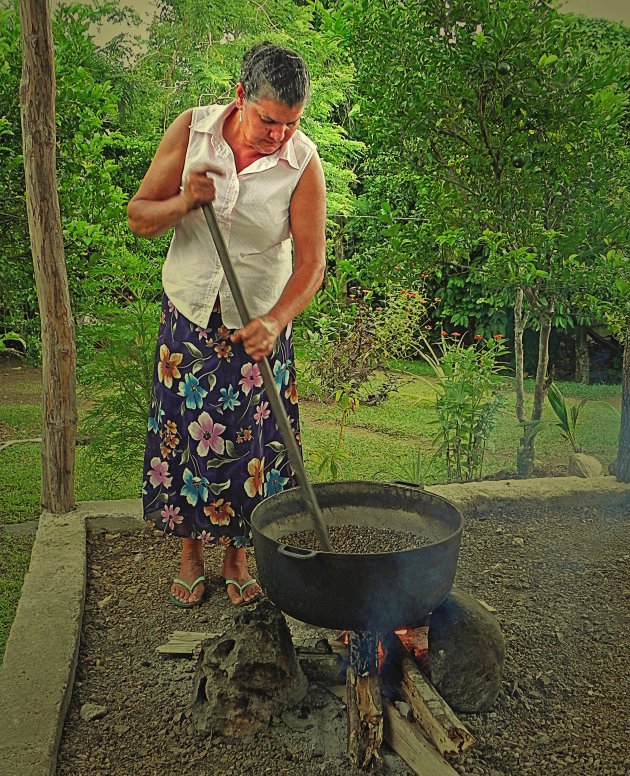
[196,327,209,340]
[147,457,172,488]
[239,362,263,395]
[199,530,216,546]
[160,504,182,531]
[188,411,226,456]
[254,401,271,425]
[167,300,179,318]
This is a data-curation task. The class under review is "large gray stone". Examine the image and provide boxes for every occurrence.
[190,598,308,736]
[568,453,603,478]
[428,587,504,713]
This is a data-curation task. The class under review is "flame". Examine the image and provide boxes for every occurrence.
[395,628,408,635]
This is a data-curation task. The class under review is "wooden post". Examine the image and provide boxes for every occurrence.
[617,313,630,482]
[346,631,383,769]
[19,0,77,512]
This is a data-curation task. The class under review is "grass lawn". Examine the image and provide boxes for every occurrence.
[0,359,623,662]
[0,533,34,661]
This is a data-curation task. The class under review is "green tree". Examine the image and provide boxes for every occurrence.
[576,248,630,481]
[329,0,629,474]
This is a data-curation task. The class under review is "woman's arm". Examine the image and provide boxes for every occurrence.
[127,109,224,238]
[232,154,326,360]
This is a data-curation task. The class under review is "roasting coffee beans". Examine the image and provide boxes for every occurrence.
[280,524,433,554]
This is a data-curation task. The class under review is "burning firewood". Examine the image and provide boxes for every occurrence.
[398,653,475,758]
[346,631,383,769]
[328,686,459,776]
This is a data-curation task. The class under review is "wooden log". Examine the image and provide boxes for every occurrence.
[399,653,474,758]
[328,685,459,776]
[382,698,460,776]
[346,631,383,769]
[156,631,220,655]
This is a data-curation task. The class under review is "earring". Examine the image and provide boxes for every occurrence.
[239,110,243,123]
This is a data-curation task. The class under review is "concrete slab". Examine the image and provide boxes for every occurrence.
[428,474,630,515]
[0,511,86,776]
[0,478,628,776]
[0,743,57,776]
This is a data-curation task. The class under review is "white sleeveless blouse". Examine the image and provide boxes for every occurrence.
[162,102,317,329]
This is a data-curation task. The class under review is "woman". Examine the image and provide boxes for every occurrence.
[128,42,326,607]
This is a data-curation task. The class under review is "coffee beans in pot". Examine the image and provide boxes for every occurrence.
[280,524,433,554]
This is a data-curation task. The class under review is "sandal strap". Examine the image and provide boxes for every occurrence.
[238,579,258,593]
[172,575,206,593]
[225,578,241,592]
[188,575,206,591]
[225,578,258,594]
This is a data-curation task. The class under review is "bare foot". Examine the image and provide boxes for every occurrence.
[171,538,205,605]
[223,546,262,605]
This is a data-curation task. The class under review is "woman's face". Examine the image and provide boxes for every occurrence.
[236,84,304,155]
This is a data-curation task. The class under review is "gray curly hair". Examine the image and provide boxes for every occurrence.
[240,41,311,108]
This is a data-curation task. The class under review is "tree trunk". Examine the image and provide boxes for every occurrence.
[514,289,526,424]
[532,305,553,421]
[514,289,533,475]
[517,300,553,476]
[20,0,77,513]
[616,314,630,482]
[574,325,590,384]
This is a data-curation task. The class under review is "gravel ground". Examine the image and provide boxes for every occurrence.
[56,500,629,776]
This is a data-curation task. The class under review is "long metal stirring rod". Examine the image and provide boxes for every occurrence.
[202,203,332,552]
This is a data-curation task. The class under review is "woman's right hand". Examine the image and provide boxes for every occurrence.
[127,110,226,238]
[181,164,226,212]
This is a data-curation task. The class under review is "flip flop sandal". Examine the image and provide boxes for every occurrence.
[170,575,206,608]
[225,578,262,605]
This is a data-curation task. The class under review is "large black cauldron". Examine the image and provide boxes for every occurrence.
[250,481,463,632]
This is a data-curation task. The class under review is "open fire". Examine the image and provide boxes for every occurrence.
[326,626,473,771]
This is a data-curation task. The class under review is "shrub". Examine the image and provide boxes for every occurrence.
[419,333,509,482]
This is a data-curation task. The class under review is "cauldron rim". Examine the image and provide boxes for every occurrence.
[250,480,463,554]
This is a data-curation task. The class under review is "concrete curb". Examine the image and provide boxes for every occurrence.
[0,477,628,776]
[427,474,630,515]
[0,511,86,776]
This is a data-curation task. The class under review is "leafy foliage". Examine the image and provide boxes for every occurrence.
[547,381,587,454]
[79,291,159,487]
[325,0,628,472]
[300,282,429,402]
[418,333,509,482]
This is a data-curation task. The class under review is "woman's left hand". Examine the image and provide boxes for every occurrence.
[231,315,281,361]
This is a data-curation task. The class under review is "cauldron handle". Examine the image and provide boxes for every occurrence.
[390,480,425,490]
[277,544,319,560]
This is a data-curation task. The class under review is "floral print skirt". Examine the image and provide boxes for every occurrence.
[142,294,301,547]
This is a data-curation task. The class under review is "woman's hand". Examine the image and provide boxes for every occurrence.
[181,164,225,212]
[232,315,281,361]
[127,111,226,237]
